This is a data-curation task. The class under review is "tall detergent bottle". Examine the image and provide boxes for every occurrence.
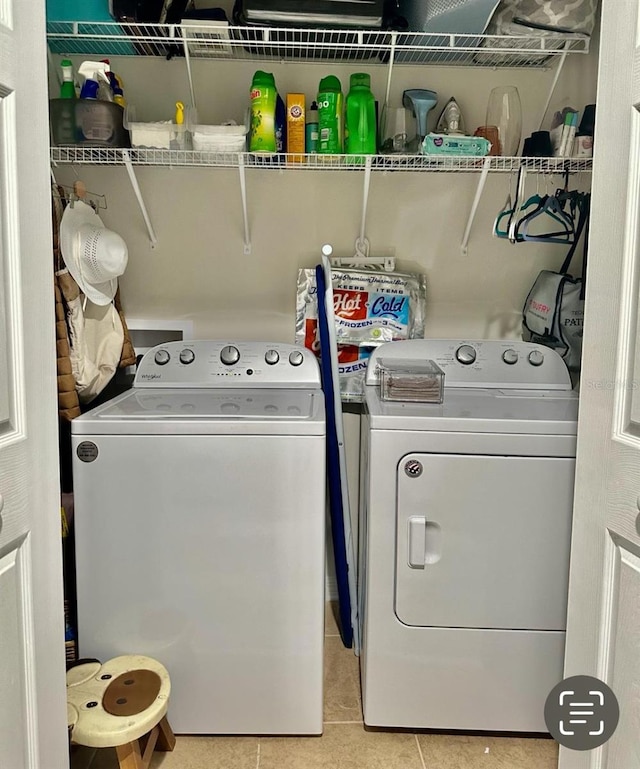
[317,76,344,154]
[249,71,277,153]
[345,73,377,156]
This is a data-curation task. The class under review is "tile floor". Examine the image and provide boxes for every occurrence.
[69,603,558,769]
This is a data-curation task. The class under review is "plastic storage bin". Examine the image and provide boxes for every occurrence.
[378,358,445,403]
[124,106,191,150]
[190,123,248,152]
[187,108,249,153]
[50,99,131,147]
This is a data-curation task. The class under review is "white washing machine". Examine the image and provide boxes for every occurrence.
[358,339,578,733]
[71,341,325,735]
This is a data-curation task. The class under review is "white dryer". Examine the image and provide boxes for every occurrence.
[358,339,578,733]
[71,341,325,735]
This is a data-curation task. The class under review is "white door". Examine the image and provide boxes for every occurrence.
[561,0,640,766]
[0,0,68,766]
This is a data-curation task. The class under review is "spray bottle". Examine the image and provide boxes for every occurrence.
[101,59,126,107]
[78,61,113,101]
[59,60,76,99]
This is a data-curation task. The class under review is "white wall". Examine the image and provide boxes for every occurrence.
[50,46,598,343]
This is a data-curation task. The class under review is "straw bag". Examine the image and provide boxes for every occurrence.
[522,198,590,371]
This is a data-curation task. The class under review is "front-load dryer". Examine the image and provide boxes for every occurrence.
[358,339,578,732]
[71,341,325,735]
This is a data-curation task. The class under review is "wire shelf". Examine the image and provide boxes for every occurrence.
[50,147,593,173]
[46,21,589,67]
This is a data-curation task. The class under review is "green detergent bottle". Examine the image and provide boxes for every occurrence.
[317,76,344,154]
[249,71,277,153]
[345,73,377,156]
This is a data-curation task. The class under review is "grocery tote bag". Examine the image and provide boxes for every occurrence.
[522,196,590,371]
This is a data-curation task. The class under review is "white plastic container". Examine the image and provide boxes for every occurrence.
[378,358,445,403]
[188,109,249,153]
[191,123,247,152]
[124,106,191,150]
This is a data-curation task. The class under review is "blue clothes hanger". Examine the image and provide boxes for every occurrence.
[515,191,580,245]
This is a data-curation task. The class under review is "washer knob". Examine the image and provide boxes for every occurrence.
[528,350,545,367]
[220,345,240,366]
[179,348,195,365]
[265,349,280,365]
[289,350,304,367]
[455,344,477,365]
[502,349,519,365]
[154,349,170,366]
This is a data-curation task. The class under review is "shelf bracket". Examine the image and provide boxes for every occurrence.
[122,149,158,249]
[356,155,371,255]
[181,30,197,113]
[384,32,397,109]
[460,155,492,256]
[357,155,373,251]
[238,152,251,255]
[538,45,568,131]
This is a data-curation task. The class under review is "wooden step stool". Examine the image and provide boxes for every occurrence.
[67,655,176,769]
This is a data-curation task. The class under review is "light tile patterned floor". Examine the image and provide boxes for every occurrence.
[69,603,558,769]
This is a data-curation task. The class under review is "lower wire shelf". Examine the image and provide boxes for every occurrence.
[50,147,593,173]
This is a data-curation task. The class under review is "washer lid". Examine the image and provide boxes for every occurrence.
[71,388,325,436]
[366,386,578,435]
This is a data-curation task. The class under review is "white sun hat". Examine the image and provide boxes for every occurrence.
[60,200,128,306]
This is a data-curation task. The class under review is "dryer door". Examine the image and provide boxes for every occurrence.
[395,453,574,630]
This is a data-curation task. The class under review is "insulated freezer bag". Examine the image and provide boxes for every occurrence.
[296,267,426,401]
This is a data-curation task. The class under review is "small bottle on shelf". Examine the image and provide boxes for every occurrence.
[59,59,76,99]
[306,100,319,153]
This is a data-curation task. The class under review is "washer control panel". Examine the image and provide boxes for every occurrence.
[366,340,573,390]
[135,341,321,389]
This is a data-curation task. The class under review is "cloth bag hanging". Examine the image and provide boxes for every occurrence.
[487,0,599,36]
[56,268,125,404]
[478,0,598,64]
[522,196,590,371]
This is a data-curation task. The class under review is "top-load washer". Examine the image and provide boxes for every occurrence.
[71,341,325,735]
[358,339,578,732]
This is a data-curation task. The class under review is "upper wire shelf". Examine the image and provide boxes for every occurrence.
[49,147,593,173]
[46,21,589,67]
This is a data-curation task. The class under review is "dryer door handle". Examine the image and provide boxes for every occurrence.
[408,516,442,568]
[408,516,427,568]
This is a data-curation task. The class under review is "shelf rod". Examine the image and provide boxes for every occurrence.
[384,32,397,109]
[460,155,492,256]
[538,46,568,131]
[122,149,158,248]
[238,152,251,255]
[182,32,197,113]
